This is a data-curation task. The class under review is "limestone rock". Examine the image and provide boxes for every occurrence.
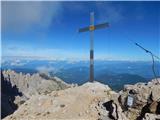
[2,70,160,120]
[118,78,160,120]
[4,82,128,120]
[142,113,160,120]
[1,70,71,119]
[2,70,70,98]
[119,78,160,109]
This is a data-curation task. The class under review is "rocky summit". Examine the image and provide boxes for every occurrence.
[3,81,128,120]
[1,70,160,120]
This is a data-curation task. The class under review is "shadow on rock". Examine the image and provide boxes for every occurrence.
[1,71,23,119]
[136,103,151,120]
[136,101,160,120]
[103,100,119,120]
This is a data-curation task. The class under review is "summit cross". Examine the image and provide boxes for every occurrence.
[78,12,109,82]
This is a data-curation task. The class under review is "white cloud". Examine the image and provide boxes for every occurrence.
[2,44,90,61]
[10,61,26,66]
[2,58,29,67]
[2,1,62,33]
[36,66,56,76]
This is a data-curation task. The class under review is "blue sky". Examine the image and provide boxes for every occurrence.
[1,1,160,61]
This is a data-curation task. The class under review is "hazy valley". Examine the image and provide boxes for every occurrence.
[2,57,160,91]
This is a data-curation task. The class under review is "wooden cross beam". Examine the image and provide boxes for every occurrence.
[78,12,109,82]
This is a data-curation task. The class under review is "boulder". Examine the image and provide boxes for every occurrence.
[142,113,160,120]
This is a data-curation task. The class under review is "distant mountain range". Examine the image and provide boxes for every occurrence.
[96,73,147,91]
[54,67,148,91]
[1,58,160,91]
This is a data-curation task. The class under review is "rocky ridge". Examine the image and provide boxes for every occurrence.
[1,70,160,120]
[2,70,71,98]
[1,70,71,119]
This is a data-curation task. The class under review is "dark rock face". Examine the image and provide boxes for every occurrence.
[103,100,119,120]
[137,101,160,120]
[1,71,22,119]
[156,102,160,114]
[136,103,151,120]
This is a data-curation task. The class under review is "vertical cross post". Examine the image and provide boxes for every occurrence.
[90,12,94,82]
